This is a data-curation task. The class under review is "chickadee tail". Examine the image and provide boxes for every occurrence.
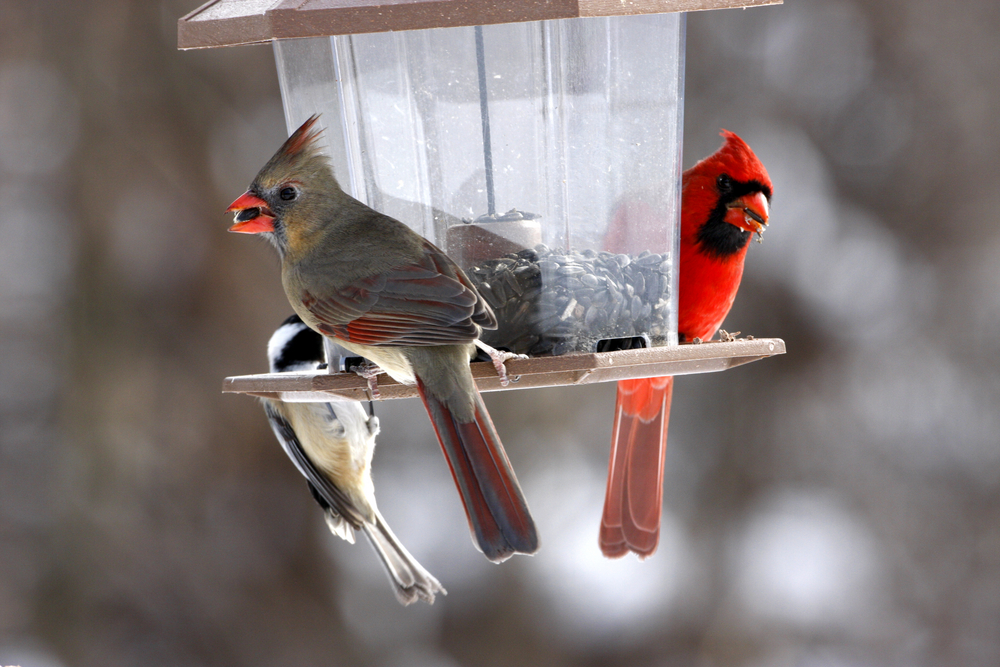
[321,510,357,544]
[359,509,446,606]
[599,375,674,559]
[417,378,539,563]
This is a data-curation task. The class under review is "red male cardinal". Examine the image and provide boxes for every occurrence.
[600,130,772,558]
[227,116,538,563]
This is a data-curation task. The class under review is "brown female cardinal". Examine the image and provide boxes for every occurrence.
[600,130,772,559]
[228,115,538,562]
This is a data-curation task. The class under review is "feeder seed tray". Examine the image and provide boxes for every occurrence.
[223,337,785,402]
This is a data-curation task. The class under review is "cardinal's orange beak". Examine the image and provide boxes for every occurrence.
[725,191,769,237]
[227,191,276,233]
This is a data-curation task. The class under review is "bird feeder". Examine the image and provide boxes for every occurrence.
[178,0,784,401]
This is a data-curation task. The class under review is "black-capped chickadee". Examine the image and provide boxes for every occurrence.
[264,315,445,605]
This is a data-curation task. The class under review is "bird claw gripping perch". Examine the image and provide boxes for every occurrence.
[349,360,384,400]
[718,329,741,342]
[474,340,526,387]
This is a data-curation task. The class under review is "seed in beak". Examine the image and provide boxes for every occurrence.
[744,207,766,226]
[234,207,262,223]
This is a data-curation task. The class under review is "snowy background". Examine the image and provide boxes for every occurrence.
[2,1,999,665]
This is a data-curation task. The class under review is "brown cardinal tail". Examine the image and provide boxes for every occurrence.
[600,375,674,559]
[416,378,539,562]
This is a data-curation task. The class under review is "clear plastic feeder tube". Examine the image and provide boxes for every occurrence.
[274,14,685,354]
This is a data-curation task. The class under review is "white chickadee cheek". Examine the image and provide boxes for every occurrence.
[368,416,380,437]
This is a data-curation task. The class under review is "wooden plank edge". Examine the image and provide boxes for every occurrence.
[222,338,785,401]
[179,0,781,50]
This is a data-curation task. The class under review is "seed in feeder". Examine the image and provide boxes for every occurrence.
[610,298,623,323]
[631,295,643,318]
[560,297,578,321]
[504,269,524,296]
[514,263,539,279]
[558,265,585,277]
[513,299,534,323]
[636,252,661,267]
[469,245,674,356]
[643,273,656,302]
[585,306,602,327]
[632,272,645,295]
[476,282,495,307]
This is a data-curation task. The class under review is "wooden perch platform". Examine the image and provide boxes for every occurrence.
[223,337,785,402]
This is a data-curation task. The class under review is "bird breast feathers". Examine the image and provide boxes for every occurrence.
[286,401,376,499]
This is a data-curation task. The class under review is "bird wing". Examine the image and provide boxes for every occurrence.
[263,401,366,531]
[303,240,496,347]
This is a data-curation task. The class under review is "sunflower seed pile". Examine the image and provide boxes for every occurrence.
[469,244,673,356]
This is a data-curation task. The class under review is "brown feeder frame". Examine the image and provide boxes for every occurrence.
[179,0,782,49]
[179,0,785,400]
[224,338,784,401]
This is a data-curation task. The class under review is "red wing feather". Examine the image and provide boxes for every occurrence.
[304,240,494,347]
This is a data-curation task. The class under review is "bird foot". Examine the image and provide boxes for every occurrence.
[474,340,526,387]
[718,329,741,342]
[349,360,384,400]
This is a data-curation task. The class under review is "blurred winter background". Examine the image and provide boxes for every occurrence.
[2,0,999,665]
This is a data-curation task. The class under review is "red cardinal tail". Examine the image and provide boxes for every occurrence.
[600,376,674,559]
[416,379,539,562]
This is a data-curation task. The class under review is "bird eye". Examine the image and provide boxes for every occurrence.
[717,174,733,193]
[279,187,298,201]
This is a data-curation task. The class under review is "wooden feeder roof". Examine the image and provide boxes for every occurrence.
[179,0,781,49]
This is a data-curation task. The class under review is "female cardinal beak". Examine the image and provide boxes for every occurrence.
[724,191,770,237]
[227,191,276,233]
